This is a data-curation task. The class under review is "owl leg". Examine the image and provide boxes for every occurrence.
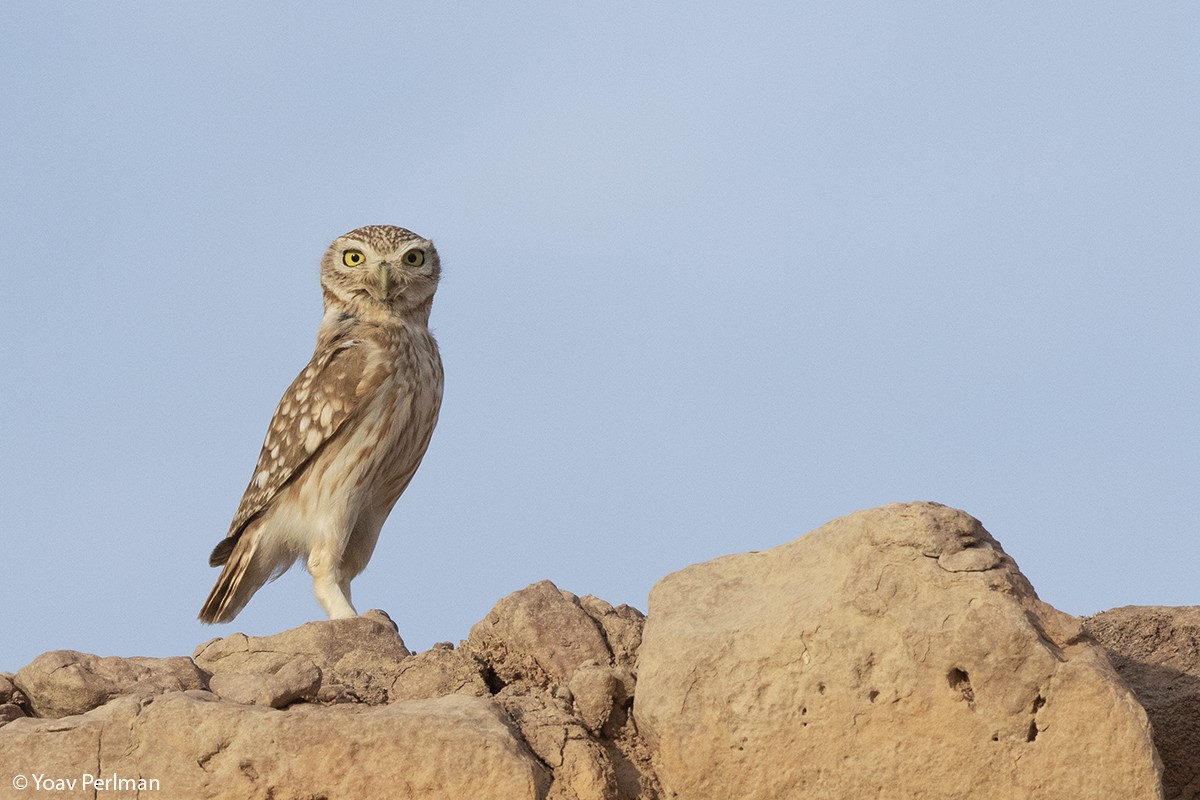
[307,549,358,619]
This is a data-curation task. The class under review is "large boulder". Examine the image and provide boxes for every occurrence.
[1084,606,1200,800]
[634,502,1163,799]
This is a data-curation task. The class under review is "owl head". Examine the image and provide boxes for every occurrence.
[320,225,441,317]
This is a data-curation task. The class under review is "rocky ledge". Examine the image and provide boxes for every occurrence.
[1,503,1196,799]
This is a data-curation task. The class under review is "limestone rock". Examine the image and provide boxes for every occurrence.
[497,690,620,800]
[207,658,321,707]
[0,691,548,800]
[12,652,206,718]
[569,662,623,735]
[467,580,613,686]
[0,673,15,703]
[0,673,25,722]
[194,609,409,704]
[464,581,656,799]
[0,704,25,726]
[1083,606,1200,800]
[635,502,1163,800]
[578,596,644,671]
[4,502,1186,799]
[387,644,491,703]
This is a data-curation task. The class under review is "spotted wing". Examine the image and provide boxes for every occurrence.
[223,338,378,541]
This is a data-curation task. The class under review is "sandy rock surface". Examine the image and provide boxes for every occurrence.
[1085,605,1200,800]
[0,503,1185,799]
[635,502,1163,800]
[0,583,651,800]
[13,652,206,718]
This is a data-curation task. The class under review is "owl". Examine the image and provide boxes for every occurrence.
[199,225,444,624]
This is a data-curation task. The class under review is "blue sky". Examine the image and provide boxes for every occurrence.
[2,3,1197,670]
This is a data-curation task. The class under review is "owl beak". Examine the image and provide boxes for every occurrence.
[367,264,392,302]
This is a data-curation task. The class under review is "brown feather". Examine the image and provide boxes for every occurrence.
[198,528,264,624]
[224,339,373,541]
[208,532,240,567]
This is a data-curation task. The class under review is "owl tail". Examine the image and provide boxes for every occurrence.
[199,529,266,624]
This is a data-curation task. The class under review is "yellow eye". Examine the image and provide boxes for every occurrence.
[342,250,365,267]
[403,248,425,267]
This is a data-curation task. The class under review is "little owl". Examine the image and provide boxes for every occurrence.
[199,225,444,624]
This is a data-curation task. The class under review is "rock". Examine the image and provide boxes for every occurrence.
[387,646,491,703]
[0,692,548,799]
[635,502,1163,800]
[569,662,623,735]
[194,610,409,704]
[0,673,29,728]
[551,739,620,800]
[208,658,321,707]
[4,502,1190,799]
[206,672,270,706]
[497,691,620,800]
[464,581,657,799]
[0,703,25,726]
[267,658,322,706]
[467,580,614,686]
[12,652,207,718]
[1,694,141,790]
[1083,606,1200,800]
[578,596,644,671]
[0,673,25,719]
[0,673,15,702]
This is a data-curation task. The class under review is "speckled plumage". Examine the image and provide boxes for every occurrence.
[199,225,443,624]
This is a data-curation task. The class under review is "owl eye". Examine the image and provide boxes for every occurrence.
[342,250,365,267]
[403,248,426,267]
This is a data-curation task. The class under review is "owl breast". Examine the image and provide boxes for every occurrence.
[269,323,443,560]
[356,325,444,512]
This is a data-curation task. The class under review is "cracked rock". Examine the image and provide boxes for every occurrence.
[0,673,16,703]
[0,692,547,799]
[1084,605,1200,800]
[466,580,613,686]
[569,662,622,735]
[0,703,25,726]
[12,652,206,718]
[0,502,1179,800]
[387,645,491,703]
[208,658,321,707]
[578,596,644,671]
[194,609,409,704]
[937,545,1002,572]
